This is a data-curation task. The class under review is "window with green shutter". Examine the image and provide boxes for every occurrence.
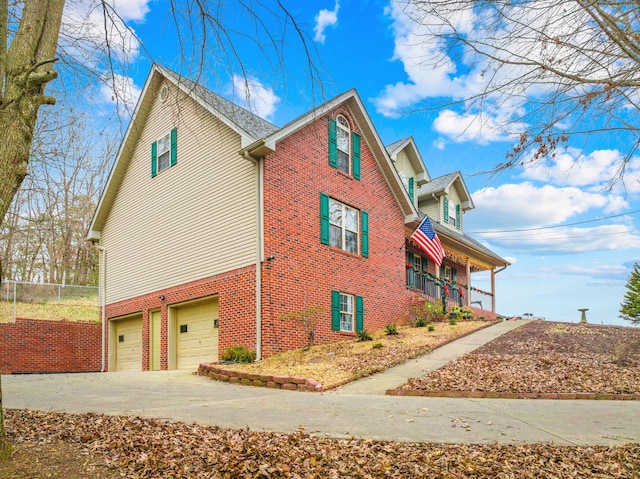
[443,197,449,223]
[151,128,177,177]
[361,210,369,258]
[331,290,363,333]
[321,194,368,257]
[328,114,361,180]
[455,204,461,229]
[408,177,414,203]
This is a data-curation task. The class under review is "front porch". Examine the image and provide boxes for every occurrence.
[406,268,495,315]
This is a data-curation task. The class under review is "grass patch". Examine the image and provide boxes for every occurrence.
[0,299,99,323]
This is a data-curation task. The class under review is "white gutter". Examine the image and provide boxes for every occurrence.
[94,245,107,372]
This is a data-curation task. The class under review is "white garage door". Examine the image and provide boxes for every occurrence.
[175,298,218,370]
[114,315,142,371]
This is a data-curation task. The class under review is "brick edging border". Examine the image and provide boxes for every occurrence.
[197,363,323,392]
[198,319,502,393]
[385,389,640,400]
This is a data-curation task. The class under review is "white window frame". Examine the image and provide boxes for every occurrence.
[444,265,452,280]
[156,132,171,173]
[340,292,355,332]
[413,256,422,272]
[336,115,351,175]
[329,198,359,254]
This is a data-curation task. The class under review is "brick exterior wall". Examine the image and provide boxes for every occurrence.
[260,108,415,356]
[0,319,101,374]
[105,266,256,370]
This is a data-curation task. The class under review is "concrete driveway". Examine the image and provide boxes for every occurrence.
[4,369,640,446]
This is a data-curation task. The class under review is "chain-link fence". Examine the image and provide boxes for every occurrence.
[1,281,99,323]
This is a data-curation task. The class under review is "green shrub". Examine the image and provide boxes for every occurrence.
[220,345,256,363]
[448,317,458,326]
[384,323,399,335]
[357,329,373,341]
[428,324,435,331]
[414,316,428,328]
[372,342,384,349]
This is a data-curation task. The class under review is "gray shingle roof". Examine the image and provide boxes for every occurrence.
[157,65,279,139]
[420,172,460,195]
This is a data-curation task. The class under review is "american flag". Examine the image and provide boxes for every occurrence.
[410,216,445,267]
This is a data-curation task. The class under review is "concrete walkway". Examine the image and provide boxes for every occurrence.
[334,319,528,395]
[4,320,640,446]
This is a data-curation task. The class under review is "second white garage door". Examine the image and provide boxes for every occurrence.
[114,314,143,371]
[174,298,218,370]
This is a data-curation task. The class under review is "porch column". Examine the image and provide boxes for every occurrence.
[491,268,496,313]
[465,258,471,307]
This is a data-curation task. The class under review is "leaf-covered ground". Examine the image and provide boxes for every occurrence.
[2,409,639,478]
[221,321,492,389]
[403,321,640,395]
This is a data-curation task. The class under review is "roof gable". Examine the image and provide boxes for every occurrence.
[418,171,474,211]
[242,89,420,222]
[385,136,430,186]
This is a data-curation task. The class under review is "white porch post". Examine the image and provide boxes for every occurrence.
[491,268,496,313]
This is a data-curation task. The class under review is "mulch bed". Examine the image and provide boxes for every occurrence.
[390,321,640,398]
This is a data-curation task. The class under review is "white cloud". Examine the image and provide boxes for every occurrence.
[231,75,280,119]
[522,148,622,187]
[314,1,340,43]
[468,182,628,230]
[465,181,638,254]
[98,74,141,113]
[433,109,525,145]
[477,224,640,254]
[61,0,151,63]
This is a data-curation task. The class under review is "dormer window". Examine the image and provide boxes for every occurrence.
[328,115,361,179]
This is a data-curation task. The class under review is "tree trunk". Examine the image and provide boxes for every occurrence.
[0,0,66,462]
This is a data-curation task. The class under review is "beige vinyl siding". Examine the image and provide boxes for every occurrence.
[419,200,440,222]
[394,150,417,180]
[101,81,258,304]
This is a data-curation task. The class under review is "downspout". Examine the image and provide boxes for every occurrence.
[244,151,263,361]
[95,245,106,372]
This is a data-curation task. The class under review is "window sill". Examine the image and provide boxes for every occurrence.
[327,245,364,259]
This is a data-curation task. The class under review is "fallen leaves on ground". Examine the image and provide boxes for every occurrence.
[404,321,640,395]
[3,409,639,478]
[223,321,491,388]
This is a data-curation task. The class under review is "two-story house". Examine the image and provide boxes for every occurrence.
[88,65,508,372]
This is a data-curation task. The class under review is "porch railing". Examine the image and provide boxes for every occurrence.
[406,269,492,312]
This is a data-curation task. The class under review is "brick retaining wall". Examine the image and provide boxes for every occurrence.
[0,318,101,374]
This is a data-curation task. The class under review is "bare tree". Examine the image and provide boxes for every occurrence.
[0,0,320,460]
[393,1,640,182]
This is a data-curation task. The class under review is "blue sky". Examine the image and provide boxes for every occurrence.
[71,0,640,326]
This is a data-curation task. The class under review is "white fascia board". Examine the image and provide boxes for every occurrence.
[87,65,161,240]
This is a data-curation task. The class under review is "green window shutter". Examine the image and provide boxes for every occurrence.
[443,197,449,221]
[452,269,457,281]
[170,128,178,166]
[328,118,337,168]
[320,193,330,245]
[331,290,341,331]
[408,177,414,202]
[355,295,364,332]
[151,141,158,178]
[407,252,415,287]
[352,132,361,180]
[440,264,445,277]
[455,204,461,228]
[361,210,369,258]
